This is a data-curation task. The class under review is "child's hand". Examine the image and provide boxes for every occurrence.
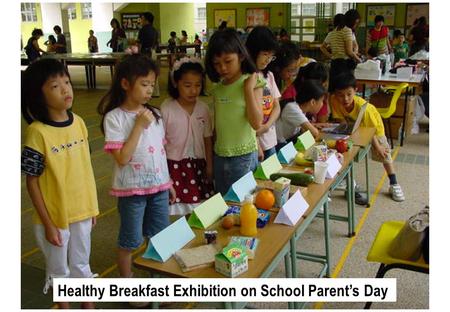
[135,109,154,129]
[92,216,97,227]
[313,122,333,129]
[45,224,63,247]
[244,72,258,90]
[206,165,214,183]
[375,145,389,159]
[169,186,177,204]
[258,145,265,162]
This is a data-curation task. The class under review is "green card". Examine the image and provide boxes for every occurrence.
[188,193,228,229]
[294,131,315,152]
[254,154,283,180]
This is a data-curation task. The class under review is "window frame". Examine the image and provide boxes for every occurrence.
[21,3,37,22]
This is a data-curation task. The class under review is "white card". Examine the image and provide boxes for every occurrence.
[325,153,342,179]
[274,190,309,226]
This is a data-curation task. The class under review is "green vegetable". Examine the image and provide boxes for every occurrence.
[270,172,315,187]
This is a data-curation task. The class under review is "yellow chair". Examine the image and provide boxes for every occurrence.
[375,82,409,148]
[364,220,429,309]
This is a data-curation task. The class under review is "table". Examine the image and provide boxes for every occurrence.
[355,72,425,146]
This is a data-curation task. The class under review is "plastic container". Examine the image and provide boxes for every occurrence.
[240,195,258,237]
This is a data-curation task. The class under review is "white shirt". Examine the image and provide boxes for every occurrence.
[275,102,309,143]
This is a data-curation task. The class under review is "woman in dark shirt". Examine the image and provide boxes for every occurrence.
[107,18,126,52]
[25,28,45,63]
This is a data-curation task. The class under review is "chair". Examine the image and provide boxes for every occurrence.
[364,220,429,309]
[375,82,409,148]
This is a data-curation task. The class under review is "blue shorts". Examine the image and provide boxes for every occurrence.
[117,190,170,250]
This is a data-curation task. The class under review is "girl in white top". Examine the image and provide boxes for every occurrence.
[98,54,174,279]
[276,80,326,148]
[161,57,214,216]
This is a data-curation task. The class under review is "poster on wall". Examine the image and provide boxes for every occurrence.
[246,8,270,26]
[367,5,396,26]
[406,4,429,26]
[214,9,236,28]
[122,13,141,30]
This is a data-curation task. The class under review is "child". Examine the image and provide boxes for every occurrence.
[167,31,178,68]
[245,26,281,161]
[194,34,202,57]
[44,35,57,52]
[21,58,99,309]
[87,29,98,53]
[204,28,264,195]
[97,55,174,279]
[179,30,188,54]
[329,72,405,202]
[392,32,409,63]
[275,79,326,149]
[161,57,214,215]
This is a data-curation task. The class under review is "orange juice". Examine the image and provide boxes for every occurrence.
[240,195,258,237]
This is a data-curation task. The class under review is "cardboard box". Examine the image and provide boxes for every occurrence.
[215,243,248,277]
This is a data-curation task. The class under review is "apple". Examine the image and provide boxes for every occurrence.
[335,139,348,153]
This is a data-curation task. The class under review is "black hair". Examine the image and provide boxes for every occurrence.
[418,16,427,25]
[204,28,257,82]
[22,58,71,124]
[110,18,121,28]
[168,60,205,99]
[329,72,357,93]
[374,15,384,24]
[245,26,279,77]
[333,14,346,30]
[32,28,43,37]
[170,31,176,37]
[295,62,328,86]
[393,29,402,38]
[279,28,288,37]
[53,25,62,33]
[268,41,301,90]
[345,9,360,30]
[141,12,154,24]
[181,30,187,37]
[97,54,160,134]
[367,47,378,58]
[47,35,56,44]
[195,34,199,39]
[218,21,227,30]
[295,79,326,105]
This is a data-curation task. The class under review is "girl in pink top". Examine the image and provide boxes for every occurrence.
[161,57,214,215]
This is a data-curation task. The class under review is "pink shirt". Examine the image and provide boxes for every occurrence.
[161,98,213,161]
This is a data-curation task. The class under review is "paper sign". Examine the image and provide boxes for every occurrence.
[295,131,315,152]
[188,193,228,229]
[274,190,309,226]
[224,171,257,202]
[325,153,342,179]
[277,142,297,164]
[253,154,283,180]
[143,217,195,262]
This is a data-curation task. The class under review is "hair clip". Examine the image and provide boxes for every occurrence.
[170,56,203,87]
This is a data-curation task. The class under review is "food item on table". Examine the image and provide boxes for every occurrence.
[295,152,314,166]
[335,139,348,153]
[270,172,315,186]
[254,189,275,210]
[222,215,235,229]
[326,139,336,149]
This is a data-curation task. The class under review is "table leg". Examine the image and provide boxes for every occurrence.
[323,198,331,277]
[345,166,354,237]
[290,237,297,278]
[400,89,409,146]
[92,64,96,88]
[84,65,91,89]
[365,150,371,207]
[350,163,356,236]
[362,84,366,98]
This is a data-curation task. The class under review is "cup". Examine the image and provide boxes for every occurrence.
[314,161,329,184]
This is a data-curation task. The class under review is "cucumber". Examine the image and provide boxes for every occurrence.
[270,172,315,187]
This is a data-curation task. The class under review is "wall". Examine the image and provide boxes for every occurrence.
[21,3,44,50]
[92,2,114,53]
[206,2,289,30]
[159,3,195,43]
[68,3,93,53]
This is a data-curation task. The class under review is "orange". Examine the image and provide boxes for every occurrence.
[255,189,275,210]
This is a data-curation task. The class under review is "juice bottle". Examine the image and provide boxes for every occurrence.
[240,195,258,237]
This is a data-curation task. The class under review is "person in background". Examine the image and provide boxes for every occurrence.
[345,9,361,57]
[53,25,67,53]
[179,30,188,54]
[279,28,290,42]
[25,28,45,63]
[366,15,391,56]
[138,12,158,57]
[408,16,429,55]
[218,21,228,31]
[245,26,281,161]
[167,31,178,68]
[194,34,202,57]
[107,18,126,52]
[44,35,57,53]
[87,30,98,53]
[392,31,409,62]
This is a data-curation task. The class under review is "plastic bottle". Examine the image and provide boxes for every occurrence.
[240,195,258,237]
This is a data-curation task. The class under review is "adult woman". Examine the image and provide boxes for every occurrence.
[366,15,391,56]
[107,18,126,52]
[24,28,45,63]
[408,16,428,55]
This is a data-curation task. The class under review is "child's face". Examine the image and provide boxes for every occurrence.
[399,35,405,43]
[213,52,242,83]
[42,74,73,112]
[177,71,202,106]
[124,71,156,105]
[256,51,276,71]
[280,59,299,82]
[311,96,325,114]
[334,87,356,111]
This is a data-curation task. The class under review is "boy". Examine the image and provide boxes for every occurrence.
[393,32,409,63]
[329,72,405,202]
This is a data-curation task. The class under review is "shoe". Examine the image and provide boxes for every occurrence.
[389,184,405,202]
[355,191,368,206]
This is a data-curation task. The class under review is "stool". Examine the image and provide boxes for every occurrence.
[364,220,429,309]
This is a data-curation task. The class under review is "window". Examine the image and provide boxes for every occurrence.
[197,7,206,19]
[21,3,37,22]
[81,3,92,19]
[68,7,77,20]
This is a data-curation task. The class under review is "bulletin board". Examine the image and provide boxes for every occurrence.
[122,13,141,30]
[214,9,237,28]
[246,8,270,27]
[366,5,396,27]
[406,4,429,26]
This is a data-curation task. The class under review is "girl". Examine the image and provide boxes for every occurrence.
[44,35,57,53]
[161,57,214,216]
[97,55,174,279]
[245,26,281,160]
[276,79,326,149]
[107,18,126,52]
[21,58,98,309]
[204,28,264,195]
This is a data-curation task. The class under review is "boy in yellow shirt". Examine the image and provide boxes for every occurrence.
[329,72,405,202]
